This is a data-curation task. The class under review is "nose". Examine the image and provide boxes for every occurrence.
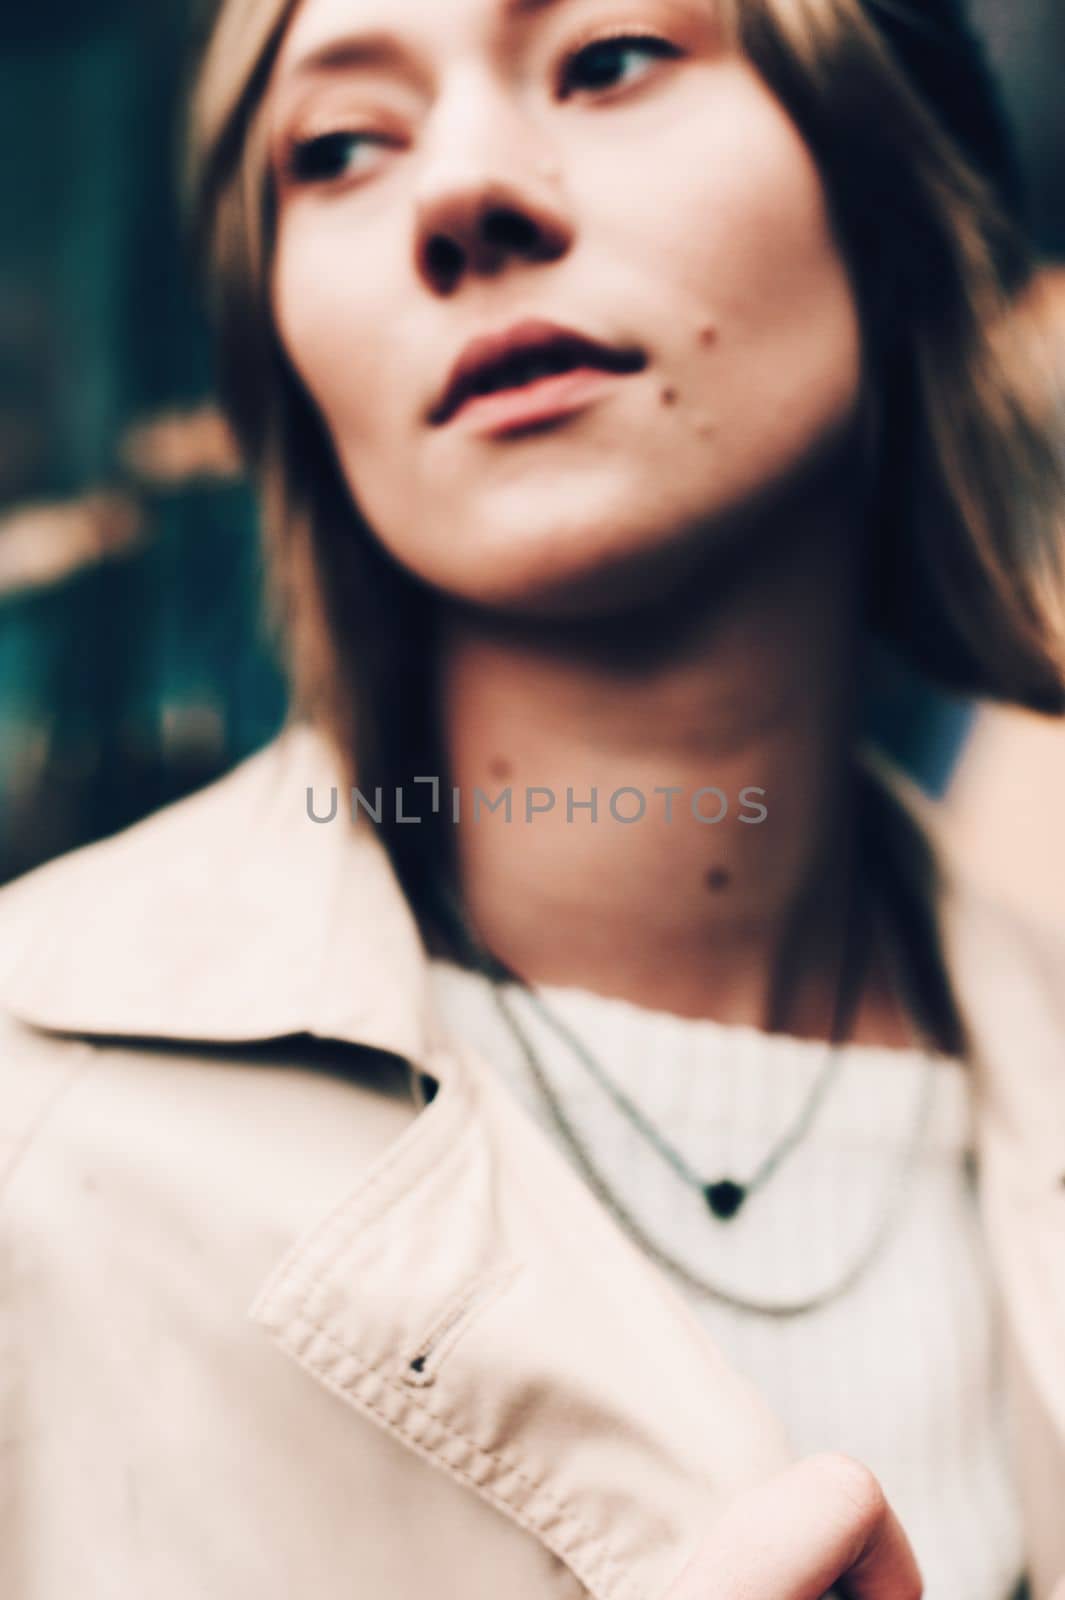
[413,92,574,295]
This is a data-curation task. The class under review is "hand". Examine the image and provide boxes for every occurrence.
[661,1453,922,1600]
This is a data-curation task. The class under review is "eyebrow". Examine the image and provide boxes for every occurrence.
[281,0,572,82]
[500,0,567,15]
[281,32,422,84]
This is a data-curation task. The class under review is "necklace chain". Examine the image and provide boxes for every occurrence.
[503,867,873,1221]
[488,965,939,1318]
[432,824,945,1316]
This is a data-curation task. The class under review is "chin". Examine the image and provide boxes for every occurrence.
[377,485,711,625]
[416,500,721,623]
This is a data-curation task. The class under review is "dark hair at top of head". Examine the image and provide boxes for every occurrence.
[860,0,1028,286]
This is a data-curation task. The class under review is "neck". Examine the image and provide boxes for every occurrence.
[431,504,910,1046]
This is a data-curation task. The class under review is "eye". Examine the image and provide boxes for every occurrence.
[286,129,393,186]
[558,32,682,100]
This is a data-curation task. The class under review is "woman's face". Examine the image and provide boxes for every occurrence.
[266,0,863,613]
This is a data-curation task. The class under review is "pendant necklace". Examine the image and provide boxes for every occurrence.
[432,857,943,1317]
[439,856,873,1224]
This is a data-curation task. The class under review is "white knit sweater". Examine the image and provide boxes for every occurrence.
[428,959,1027,1600]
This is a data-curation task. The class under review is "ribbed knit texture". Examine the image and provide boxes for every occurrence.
[428,959,1026,1600]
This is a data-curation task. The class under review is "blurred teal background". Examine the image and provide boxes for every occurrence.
[1,1,287,883]
[1,0,1062,884]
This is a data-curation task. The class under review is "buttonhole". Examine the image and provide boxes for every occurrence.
[401,1261,523,1388]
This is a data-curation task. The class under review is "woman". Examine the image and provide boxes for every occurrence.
[2,0,1064,1596]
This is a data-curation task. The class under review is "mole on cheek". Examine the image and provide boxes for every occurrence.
[661,386,679,406]
[489,756,513,781]
[698,323,718,347]
[705,866,731,892]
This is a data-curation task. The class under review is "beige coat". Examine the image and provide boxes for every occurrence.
[1,721,1063,1600]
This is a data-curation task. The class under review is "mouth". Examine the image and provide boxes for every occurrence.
[429,318,647,432]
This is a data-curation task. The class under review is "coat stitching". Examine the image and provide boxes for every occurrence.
[253,1071,673,1600]
[275,1310,641,1600]
[249,1053,473,1317]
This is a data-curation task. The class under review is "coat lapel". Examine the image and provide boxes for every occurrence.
[247,1036,794,1600]
[863,748,1065,1599]
[938,879,1065,1598]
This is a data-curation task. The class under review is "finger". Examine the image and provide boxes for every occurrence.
[661,1453,923,1600]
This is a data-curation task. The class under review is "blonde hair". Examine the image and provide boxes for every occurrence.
[187,0,1065,859]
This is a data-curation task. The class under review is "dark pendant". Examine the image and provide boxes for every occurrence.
[704,1179,747,1220]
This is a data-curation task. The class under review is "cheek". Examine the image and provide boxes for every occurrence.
[629,67,862,433]
[270,216,392,446]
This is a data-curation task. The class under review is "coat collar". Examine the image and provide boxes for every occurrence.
[0,719,441,1070]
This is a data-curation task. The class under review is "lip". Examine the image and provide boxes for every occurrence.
[428,318,646,430]
[451,366,632,438]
